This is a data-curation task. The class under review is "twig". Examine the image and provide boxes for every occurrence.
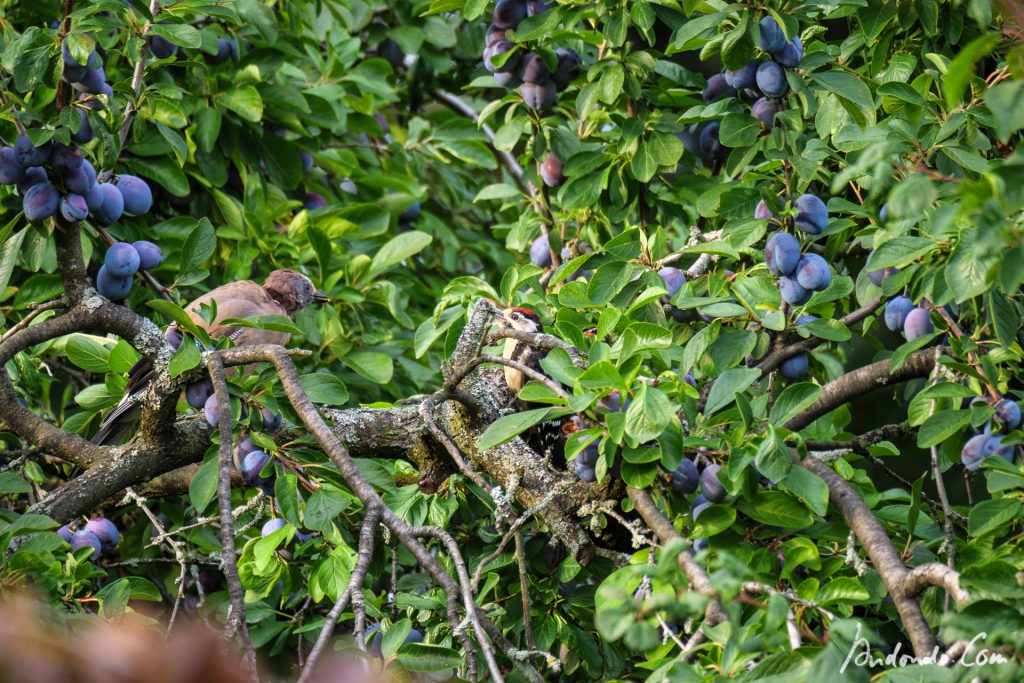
[297,507,382,683]
[206,354,258,679]
[123,487,189,633]
[756,297,881,374]
[419,393,491,491]
[116,0,163,150]
[514,529,534,650]
[0,299,64,345]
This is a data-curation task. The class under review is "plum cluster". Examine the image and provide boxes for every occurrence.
[668,459,726,553]
[483,0,581,113]
[867,232,936,341]
[695,16,804,161]
[961,398,1021,471]
[529,235,592,281]
[98,240,164,300]
[761,193,831,306]
[58,516,119,561]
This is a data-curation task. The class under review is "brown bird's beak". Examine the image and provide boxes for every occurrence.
[313,290,331,304]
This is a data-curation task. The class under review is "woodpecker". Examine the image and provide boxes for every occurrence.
[495,306,572,463]
[497,306,546,398]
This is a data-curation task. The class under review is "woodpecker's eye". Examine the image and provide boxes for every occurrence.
[512,312,521,321]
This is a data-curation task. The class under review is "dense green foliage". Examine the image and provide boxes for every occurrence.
[2,0,1024,681]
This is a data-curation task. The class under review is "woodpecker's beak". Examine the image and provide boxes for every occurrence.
[313,290,331,304]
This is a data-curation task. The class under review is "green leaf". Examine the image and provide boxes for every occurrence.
[478,407,567,451]
[180,219,217,274]
[738,490,813,528]
[704,367,760,415]
[368,231,433,278]
[219,85,264,122]
[690,504,736,537]
[304,486,350,532]
[299,373,349,405]
[344,351,394,384]
[718,113,762,148]
[396,643,464,672]
[168,338,201,378]
[943,33,1000,109]
[811,72,875,128]
[769,383,821,426]
[65,335,112,373]
[780,467,829,517]
[986,80,1024,142]
[801,318,851,342]
[148,22,202,48]
[916,410,971,448]
[189,455,219,514]
[969,498,1021,537]
[0,230,28,298]
[623,385,675,444]
[865,237,936,269]
[0,472,32,495]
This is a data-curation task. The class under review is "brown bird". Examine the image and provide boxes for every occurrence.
[91,269,329,445]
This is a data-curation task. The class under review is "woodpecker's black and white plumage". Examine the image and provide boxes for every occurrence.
[495,306,571,462]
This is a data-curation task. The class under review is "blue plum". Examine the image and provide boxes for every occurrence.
[17,166,47,194]
[982,435,1015,461]
[299,151,314,173]
[58,525,74,543]
[148,32,178,60]
[14,133,50,167]
[303,192,328,210]
[795,314,817,326]
[961,433,989,471]
[670,458,699,494]
[530,235,552,267]
[185,378,213,409]
[92,183,125,226]
[758,16,787,53]
[262,518,287,537]
[62,43,89,82]
[903,307,934,340]
[779,275,811,305]
[765,231,800,276]
[724,60,759,90]
[779,353,809,380]
[97,265,132,300]
[519,52,551,83]
[795,254,831,291]
[0,147,25,185]
[522,81,557,112]
[994,399,1022,429]
[115,175,153,215]
[552,48,582,91]
[702,73,736,103]
[132,240,164,269]
[105,242,141,277]
[700,463,726,502]
[165,327,183,349]
[65,160,96,194]
[23,183,60,222]
[692,536,709,552]
[261,407,282,431]
[573,458,597,482]
[203,394,220,426]
[866,252,898,286]
[84,517,119,550]
[794,193,828,234]
[242,450,272,486]
[71,108,94,144]
[699,122,725,159]
[773,38,803,68]
[752,97,783,127]
[73,67,106,94]
[60,193,90,222]
[540,153,564,187]
[755,61,788,98]
[493,0,528,28]
[884,296,914,332]
[755,199,774,220]
[485,40,519,74]
[494,70,522,89]
[51,143,84,174]
[70,530,102,560]
[206,38,237,65]
[658,267,686,297]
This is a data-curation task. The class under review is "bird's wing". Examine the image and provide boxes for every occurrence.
[93,281,293,445]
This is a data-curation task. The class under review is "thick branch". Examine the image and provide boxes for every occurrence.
[901,562,970,608]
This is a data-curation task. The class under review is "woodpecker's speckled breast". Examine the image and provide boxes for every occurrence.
[498,306,544,397]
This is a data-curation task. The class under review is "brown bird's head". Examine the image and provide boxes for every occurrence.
[263,269,330,314]
[497,306,543,334]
